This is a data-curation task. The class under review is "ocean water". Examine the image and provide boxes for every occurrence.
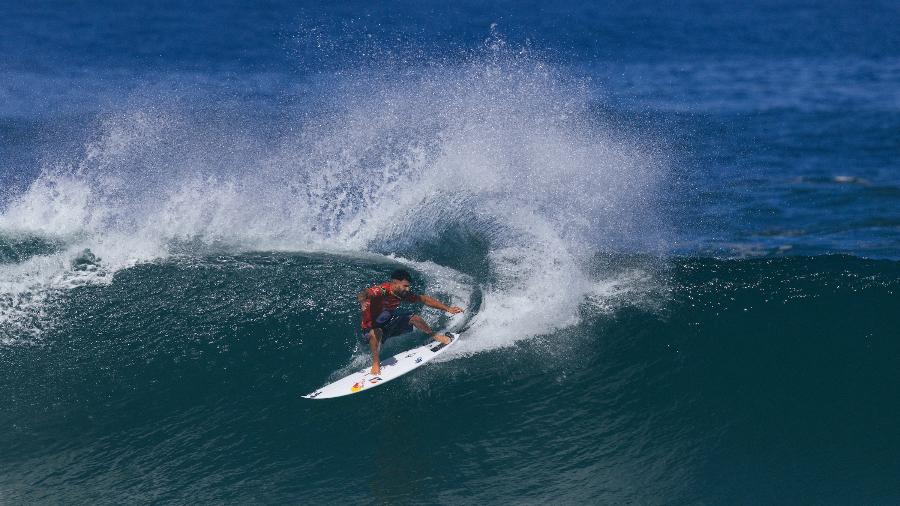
[1,1,899,504]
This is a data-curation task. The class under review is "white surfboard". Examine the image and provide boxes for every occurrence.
[303,332,460,399]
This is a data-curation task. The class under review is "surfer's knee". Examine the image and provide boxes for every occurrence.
[409,315,425,325]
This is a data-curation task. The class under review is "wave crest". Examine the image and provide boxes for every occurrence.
[0,45,670,347]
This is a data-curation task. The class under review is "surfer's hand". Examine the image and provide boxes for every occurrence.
[447,306,464,314]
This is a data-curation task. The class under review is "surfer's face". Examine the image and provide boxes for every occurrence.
[391,279,411,296]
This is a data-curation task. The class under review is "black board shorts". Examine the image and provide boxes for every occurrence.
[359,311,414,344]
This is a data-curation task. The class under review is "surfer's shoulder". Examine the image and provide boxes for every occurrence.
[364,282,390,297]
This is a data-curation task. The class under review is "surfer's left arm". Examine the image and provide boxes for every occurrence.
[416,294,464,314]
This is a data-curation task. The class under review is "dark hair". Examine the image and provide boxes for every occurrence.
[390,269,412,281]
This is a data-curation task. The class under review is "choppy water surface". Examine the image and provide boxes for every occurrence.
[2,1,898,503]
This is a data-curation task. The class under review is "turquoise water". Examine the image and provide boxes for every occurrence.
[2,252,898,503]
[2,1,899,503]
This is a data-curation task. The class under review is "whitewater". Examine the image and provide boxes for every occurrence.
[3,3,899,503]
[0,46,668,353]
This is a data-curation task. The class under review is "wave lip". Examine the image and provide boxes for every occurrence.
[0,45,671,347]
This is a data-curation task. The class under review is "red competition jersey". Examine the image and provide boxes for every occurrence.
[361,282,420,329]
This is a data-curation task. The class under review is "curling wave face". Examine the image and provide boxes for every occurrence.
[0,47,669,349]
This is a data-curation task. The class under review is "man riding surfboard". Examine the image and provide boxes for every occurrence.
[357,269,464,375]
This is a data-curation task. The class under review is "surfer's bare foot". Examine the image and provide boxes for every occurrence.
[433,334,451,345]
[371,364,380,375]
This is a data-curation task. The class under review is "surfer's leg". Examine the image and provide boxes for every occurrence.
[368,328,383,375]
[409,315,450,344]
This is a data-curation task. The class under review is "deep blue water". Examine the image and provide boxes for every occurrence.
[1,1,899,504]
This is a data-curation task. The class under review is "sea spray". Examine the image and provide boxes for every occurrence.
[0,44,669,349]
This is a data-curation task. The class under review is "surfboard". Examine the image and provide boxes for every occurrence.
[303,332,460,399]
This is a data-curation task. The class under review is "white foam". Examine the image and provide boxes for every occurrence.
[0,47,669,348]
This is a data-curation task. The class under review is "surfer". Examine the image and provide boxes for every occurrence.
[358,269,464,374]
